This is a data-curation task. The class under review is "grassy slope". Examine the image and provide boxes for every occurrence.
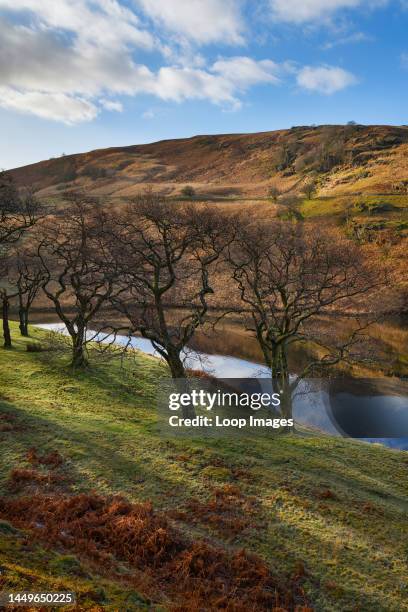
[0,323,407,611]
[300,194,408,219]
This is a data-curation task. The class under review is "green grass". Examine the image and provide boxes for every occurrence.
[0,322,407,611]
[300,194,408,219]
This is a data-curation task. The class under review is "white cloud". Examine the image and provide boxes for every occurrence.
[297,65,357,94]
[401,52,408,69]
[0,0,154,50]
[0,0,361,124]
[0,3,155,96]
[0,88,98,123]
[142,109,156,119]
[100,99,123,112]
[149,57,280,109]
[135,0,244,45]
[153,66,233,103]
[0,1,282,122]
[322,31,372,49]
[212,57,280,87]
[269,0,387,24]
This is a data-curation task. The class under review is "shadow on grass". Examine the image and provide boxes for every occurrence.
[1,338,407,611]
[0,396,204,503]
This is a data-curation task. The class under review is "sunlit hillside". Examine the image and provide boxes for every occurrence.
[9,125,408,200]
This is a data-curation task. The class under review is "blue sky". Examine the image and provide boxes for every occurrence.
[0,0,407,169]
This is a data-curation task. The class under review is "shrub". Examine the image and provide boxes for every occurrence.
[268,185,281,203]
[26,342,47,352]
[26,447,64,467]
[181,185,195,197]
[0,519,21,535]
[49,555,85,577]
[0,493,309,610]
[82,166,107,179]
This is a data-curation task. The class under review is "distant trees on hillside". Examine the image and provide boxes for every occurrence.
[316,136,346,172]
[392,180,408,194]
[82,166,107,180]
[272,126,350,176]
[274,144,297,172]
[302,178,317,200]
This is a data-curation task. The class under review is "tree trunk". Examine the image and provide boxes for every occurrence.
[19,307,29,337]
[2,296,12,349]
[280,379,293,420]
[166,347,186,379]
[271,343,293,423]
[166,348,196,418]
[70,327,87,369]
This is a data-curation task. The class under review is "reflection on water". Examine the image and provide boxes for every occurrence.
[34,321,408,450]
[30,310,408,376]
[34,323,272,377]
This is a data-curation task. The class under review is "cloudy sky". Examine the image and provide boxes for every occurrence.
[0,0,407,168]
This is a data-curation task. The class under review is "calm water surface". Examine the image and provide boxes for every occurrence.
[34,320,408,450]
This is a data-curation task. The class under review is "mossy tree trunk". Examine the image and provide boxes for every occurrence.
[18,306,29,337]
[271,343,293,421]
[69,324,88,370]
[2,295,12,349]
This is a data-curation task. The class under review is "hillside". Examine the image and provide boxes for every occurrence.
[1,323,407,611]
[10,125,408,200]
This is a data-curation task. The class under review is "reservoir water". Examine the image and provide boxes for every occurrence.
[34,322,408,450]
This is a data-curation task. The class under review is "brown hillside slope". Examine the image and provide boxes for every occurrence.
[10,124,408,199]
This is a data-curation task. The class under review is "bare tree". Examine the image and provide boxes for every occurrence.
[302,178,317,200]
[35,192,120,369]
[0,250,43,346]
[0,172,38,248]
[225,219,381,417]
[0,172,40,348]
[0,253,27,348]
[0,291,15,348]
[0,256,18,348]
[107,193,228,378]
[278,195,303,221]
[13,250,44,336]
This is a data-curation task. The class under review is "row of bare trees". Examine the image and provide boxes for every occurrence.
[0,172,390,402]
[0,172,41,347]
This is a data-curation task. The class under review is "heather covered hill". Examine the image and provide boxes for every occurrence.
[10,124,408,199]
